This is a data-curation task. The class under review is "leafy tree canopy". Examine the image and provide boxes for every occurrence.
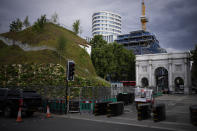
[90,35,107,48]
[9,18,23,32]
[90,35,135,81]
[33,14,47,32]
[72,20,80,35]
[23,16,30,28]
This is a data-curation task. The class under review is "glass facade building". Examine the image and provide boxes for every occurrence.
[92,11,121,43]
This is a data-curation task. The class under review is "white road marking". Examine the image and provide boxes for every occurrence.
[65,116,180,131]
[160,121,192,126]
[166,111,188,114]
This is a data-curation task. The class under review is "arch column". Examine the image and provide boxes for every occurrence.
[184,58,191,94]
[136,64,140,86]
[149,60,152,86]
[188,61,192,94]
[168,60,173,92]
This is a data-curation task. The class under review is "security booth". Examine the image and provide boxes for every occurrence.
[134,87,154,108]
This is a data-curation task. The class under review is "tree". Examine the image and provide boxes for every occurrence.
[90,35,108,78]
[9,18,23,32]
[57,36,67,64]
[51,12,58,23]
[90,35,135,81]
[23,16,30,28]
[90,35,107,49]
[72,20,80,35]
[33,14,47,32]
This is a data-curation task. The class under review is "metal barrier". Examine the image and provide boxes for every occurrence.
[3,86,119,114]
[153,92,163,97]
[69,100,80,113]
[41,97,117,114]
[80,98,117,112]
[42,99,66,114]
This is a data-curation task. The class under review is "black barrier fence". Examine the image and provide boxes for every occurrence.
[107,102,124,117]
[94,102,111,116]
[190,105,197,126]
[117,93,134,105]
[153,103,166,122]
[137,104,151,120]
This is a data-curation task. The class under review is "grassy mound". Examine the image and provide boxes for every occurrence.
[0,23,109,86]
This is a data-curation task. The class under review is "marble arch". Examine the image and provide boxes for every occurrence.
[135,52,191,94]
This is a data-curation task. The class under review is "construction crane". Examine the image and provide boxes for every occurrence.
[140,0,148,31]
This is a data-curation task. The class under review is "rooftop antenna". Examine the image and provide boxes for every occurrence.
[140,0,148,31]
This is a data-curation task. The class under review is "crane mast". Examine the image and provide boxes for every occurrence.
[140,0,148,30]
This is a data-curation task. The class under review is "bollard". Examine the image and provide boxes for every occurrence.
[153,103,166,122]
[137,104,151,121]
[190,105,197,126]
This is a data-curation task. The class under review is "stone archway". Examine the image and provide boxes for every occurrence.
[155,67,169,93]
[141,77,149,87]
[174,77,184,93]
[136,52,191,94]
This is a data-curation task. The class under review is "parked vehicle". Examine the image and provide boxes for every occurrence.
[0,88,42,117]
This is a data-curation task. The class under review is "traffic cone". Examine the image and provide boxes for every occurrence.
[46,105,51,118]
[16,107,22,122]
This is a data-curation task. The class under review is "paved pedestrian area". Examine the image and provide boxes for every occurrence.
[60,94,197,131]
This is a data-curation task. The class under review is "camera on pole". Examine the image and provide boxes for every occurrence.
[67,60,75,81]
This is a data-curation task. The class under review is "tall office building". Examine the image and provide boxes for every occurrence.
[92,11,121,43]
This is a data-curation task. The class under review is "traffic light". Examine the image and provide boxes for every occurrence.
[67,60,75,81]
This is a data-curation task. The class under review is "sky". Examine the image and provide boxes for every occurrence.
[0,0,197,52]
